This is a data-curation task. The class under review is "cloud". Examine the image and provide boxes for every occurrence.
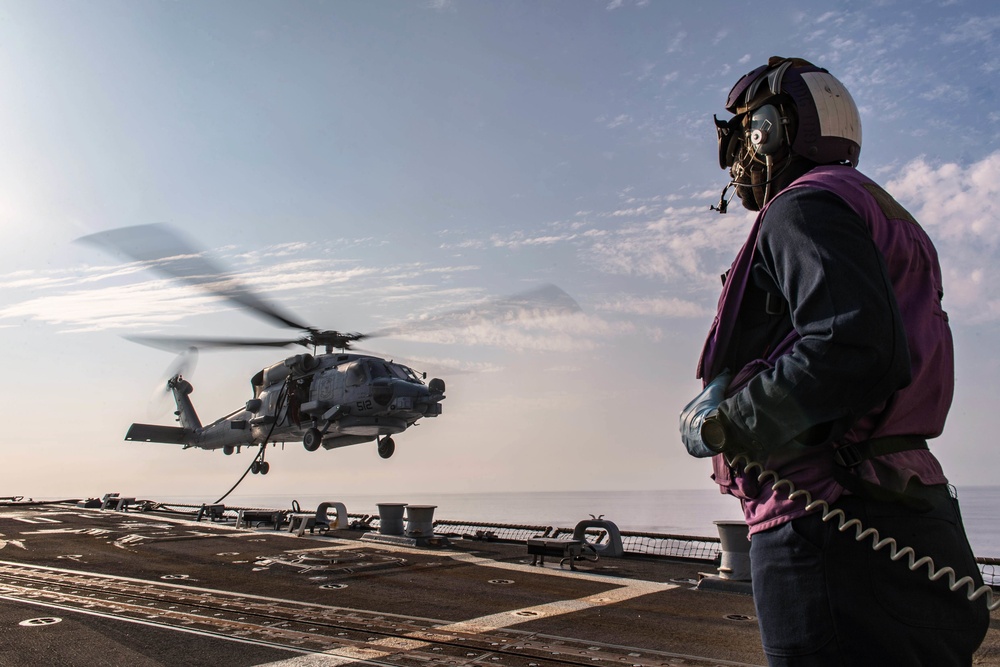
[887,150,1000,321]
[0,235,622,355]
[887,152,1000,244]
[489,232,578,249]
[666,31,686,54]
[426,0,454,11]
[606,0,649,10]
[0,244,484,336]
[939,15,1000,45]
[712,30,730,46]
[597,294,711,319]
[919,83,969,103]
[606,114,632,129]
[0,280,223,333]
[586,204,751,285]
[611,205,658,217]
[391,312,631,352]
[0,269,84,291]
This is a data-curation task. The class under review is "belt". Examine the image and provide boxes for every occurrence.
[833,435,928,468]
[832,435,932,512]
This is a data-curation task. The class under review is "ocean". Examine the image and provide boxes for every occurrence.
[172,485,1000,558]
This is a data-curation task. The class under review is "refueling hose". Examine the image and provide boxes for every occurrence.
[213,446,267,505]
[213,376,290,505]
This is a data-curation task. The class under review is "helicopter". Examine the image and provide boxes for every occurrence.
[79,224,581,474]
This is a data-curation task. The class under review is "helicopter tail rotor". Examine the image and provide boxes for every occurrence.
[146,347,198,419]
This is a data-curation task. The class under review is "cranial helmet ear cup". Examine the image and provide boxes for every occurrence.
[748,104,784,156]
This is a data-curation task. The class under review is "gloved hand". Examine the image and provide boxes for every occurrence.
[679,369,732,458]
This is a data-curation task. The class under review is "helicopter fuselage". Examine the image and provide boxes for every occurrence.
[125,352,444,461]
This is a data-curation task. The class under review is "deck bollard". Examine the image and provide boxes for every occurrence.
[713,520,751,581]
[377,503,407,536]
[404,505,437,538]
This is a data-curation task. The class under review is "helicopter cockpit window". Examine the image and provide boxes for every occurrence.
[366,360,391,379]
[345,362,368,387]
[389,364,422,383]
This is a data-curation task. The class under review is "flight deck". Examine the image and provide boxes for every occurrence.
[1,501,998,666]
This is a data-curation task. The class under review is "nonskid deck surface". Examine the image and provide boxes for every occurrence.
[0,503,998,667]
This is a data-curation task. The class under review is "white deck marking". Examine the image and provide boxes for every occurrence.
[252,581,672,667]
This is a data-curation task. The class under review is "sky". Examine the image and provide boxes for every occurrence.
[1,0,999,506]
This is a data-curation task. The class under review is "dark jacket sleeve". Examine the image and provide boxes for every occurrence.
[718,187,911,452]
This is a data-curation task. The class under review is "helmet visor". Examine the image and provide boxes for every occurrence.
[714,114,743,170]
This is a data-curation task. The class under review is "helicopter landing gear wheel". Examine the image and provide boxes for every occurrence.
[377,436,395,459]
[303,428,322,452]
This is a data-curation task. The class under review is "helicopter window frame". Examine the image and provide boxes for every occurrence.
[345,362,368,387]
[366,360,391,379]
[389,364,422,383]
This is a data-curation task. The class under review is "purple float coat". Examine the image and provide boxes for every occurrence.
[698,165,951,534]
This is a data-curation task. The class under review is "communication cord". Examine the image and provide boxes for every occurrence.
[727,451,1000,611]
[213,376,291,505]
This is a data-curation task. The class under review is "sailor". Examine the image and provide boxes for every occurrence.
[680,57,989,665]
[287,378,306,427]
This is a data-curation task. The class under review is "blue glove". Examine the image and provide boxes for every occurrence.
[679,370,732,458]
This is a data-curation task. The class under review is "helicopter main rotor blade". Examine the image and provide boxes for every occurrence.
[77,223,312,332]
[125,334,305,354]
[364,283,582,340]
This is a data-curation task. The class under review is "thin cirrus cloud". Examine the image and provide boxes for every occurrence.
[0,250,459,334]
[596,294,710,319]
[0,243,611,352]
[0,280,222,333]
[586,204,751,286]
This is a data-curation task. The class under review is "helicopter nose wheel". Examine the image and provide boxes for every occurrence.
[377,436,395,459]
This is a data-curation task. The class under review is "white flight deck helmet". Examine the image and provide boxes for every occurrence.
[712,57,863,212]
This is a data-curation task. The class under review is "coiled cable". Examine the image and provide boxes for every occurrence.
[727,451,1000,610]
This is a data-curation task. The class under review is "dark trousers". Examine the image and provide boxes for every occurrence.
[750,484,989,666]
